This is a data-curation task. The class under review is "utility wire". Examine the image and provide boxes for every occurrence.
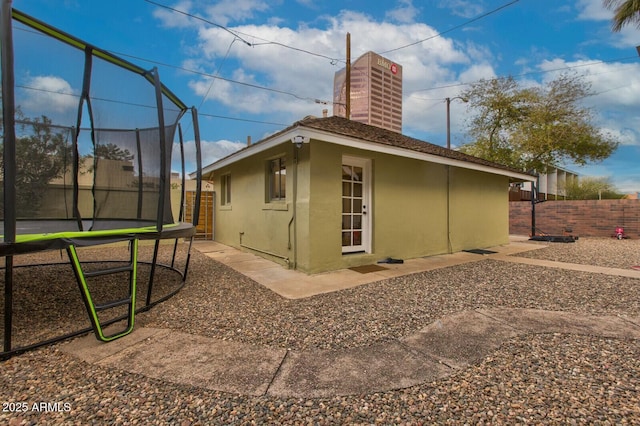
[144,0,252,46]
[144,0,343,64]
[379,0,520,55]
[413,55,640,93]
[197,38,237,111]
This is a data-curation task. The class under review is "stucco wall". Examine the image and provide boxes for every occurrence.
[212,139,511,274]
[305,141,452,273]
[450,168,510,251]
[213,143,299,268]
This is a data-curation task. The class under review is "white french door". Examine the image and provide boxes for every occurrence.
[341,156,371,253]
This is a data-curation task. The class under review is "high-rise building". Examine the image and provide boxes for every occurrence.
[333,51,403,133]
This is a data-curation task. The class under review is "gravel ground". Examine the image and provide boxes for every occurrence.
[516,237,640,270]
[1,237,640,424]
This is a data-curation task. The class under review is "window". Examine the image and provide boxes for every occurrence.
[268,157,286,201]
[220,174,231,205]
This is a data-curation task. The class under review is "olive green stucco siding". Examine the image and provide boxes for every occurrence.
[213,143,300,268]
[212,139,510,274]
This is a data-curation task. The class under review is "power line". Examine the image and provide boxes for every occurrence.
[378,0,520,55]
[144,0,252,46]
[412,55,640,93]
[144,0,344,65]
[198,112,287,127]
[109,50,335,105]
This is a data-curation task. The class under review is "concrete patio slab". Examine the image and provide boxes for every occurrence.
[60,308,640,398]
[193,238,552,300]
[401,310,520,369]
[60,327,171,364]
[480,308,640,339]
[62,328,287,396]
[267,341,451,398]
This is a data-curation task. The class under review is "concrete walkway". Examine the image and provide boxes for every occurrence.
[192,237,640,299]
[62,309,640,398]
[60,238,640,397]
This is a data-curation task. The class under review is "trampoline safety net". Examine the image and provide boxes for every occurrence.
[1,7,203,245]
[1,4,203,357]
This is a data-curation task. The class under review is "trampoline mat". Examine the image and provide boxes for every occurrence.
[0,220,195,256]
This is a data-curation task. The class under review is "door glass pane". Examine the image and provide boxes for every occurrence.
[353,231,362,245]
[342,182,351,196]
[342,198,351,213]
[353,199,362,213]
[342,165,352,180]
[353,167,363,181]
[353,215,362,230]
[342,231,351,246]
[353,182,362,197]
[342,215,351,230]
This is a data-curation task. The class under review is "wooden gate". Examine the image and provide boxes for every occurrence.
[185,191,214,239]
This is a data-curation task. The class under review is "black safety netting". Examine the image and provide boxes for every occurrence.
[1,8,194,238]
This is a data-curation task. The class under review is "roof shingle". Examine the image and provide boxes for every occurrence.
[296,115,531,177]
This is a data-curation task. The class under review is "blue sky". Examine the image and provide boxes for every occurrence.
[12,0,640,193]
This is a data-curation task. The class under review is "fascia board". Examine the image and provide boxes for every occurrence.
[198,128,312,177]
[197,125,535,182]
[298,126,536,182]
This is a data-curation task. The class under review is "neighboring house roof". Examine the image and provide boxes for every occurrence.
[198,116,535,182]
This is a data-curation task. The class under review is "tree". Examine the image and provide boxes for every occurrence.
[458,73,618,174]
[603,0,640,32]
[94,143,134,161]
[563,176,624,200]
[0,114,72,215]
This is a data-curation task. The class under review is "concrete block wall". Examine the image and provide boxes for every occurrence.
[509,200,640,238]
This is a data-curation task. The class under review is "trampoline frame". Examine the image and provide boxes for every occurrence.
[1,4,204,359]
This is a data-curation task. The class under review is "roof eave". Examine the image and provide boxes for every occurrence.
[194,123,536,182]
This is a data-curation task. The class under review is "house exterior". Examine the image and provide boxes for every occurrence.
[510,166,579,201]
[200,116,535,274]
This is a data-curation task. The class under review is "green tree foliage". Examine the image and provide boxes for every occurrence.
[458,74,619,174]
[564,176,625,200]
[94,143,134,161]
[0,114,71,215]
[603,0,640,31]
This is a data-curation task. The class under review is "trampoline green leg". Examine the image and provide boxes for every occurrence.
[67,240,139,342]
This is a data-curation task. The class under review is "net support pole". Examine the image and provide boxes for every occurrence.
[191,107,203,227]
[2,0,16,243]
[1,0,16,356]
[151,67,168,232]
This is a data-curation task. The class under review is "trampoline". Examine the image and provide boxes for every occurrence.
[1,5,202,358]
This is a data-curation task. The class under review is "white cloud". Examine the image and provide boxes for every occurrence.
[176,138,246,170]
[575,0,639,47]
[152,0,194,28]
[386,0,421,24]
[438,0,485,19]
[21,75,78,113]
[181,9,474,132]
[537,59,640,147]
[202,0,271,26]
[576,0,610,21]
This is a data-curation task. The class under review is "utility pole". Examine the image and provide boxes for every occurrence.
[445,96,468,149]
[345,32,351,120]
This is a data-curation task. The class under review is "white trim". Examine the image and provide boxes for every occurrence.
[341,156,372,254]
[197,125,535,182]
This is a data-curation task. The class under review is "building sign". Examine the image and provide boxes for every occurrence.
[377,57,398,75]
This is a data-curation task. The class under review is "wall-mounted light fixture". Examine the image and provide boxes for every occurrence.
[291,135,310,148]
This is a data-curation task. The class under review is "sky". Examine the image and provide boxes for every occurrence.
[11,0,640,193]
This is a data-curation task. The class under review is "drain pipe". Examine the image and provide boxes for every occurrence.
[239,232,290,266]
[290,134,309,270]
[290,141,299,269]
